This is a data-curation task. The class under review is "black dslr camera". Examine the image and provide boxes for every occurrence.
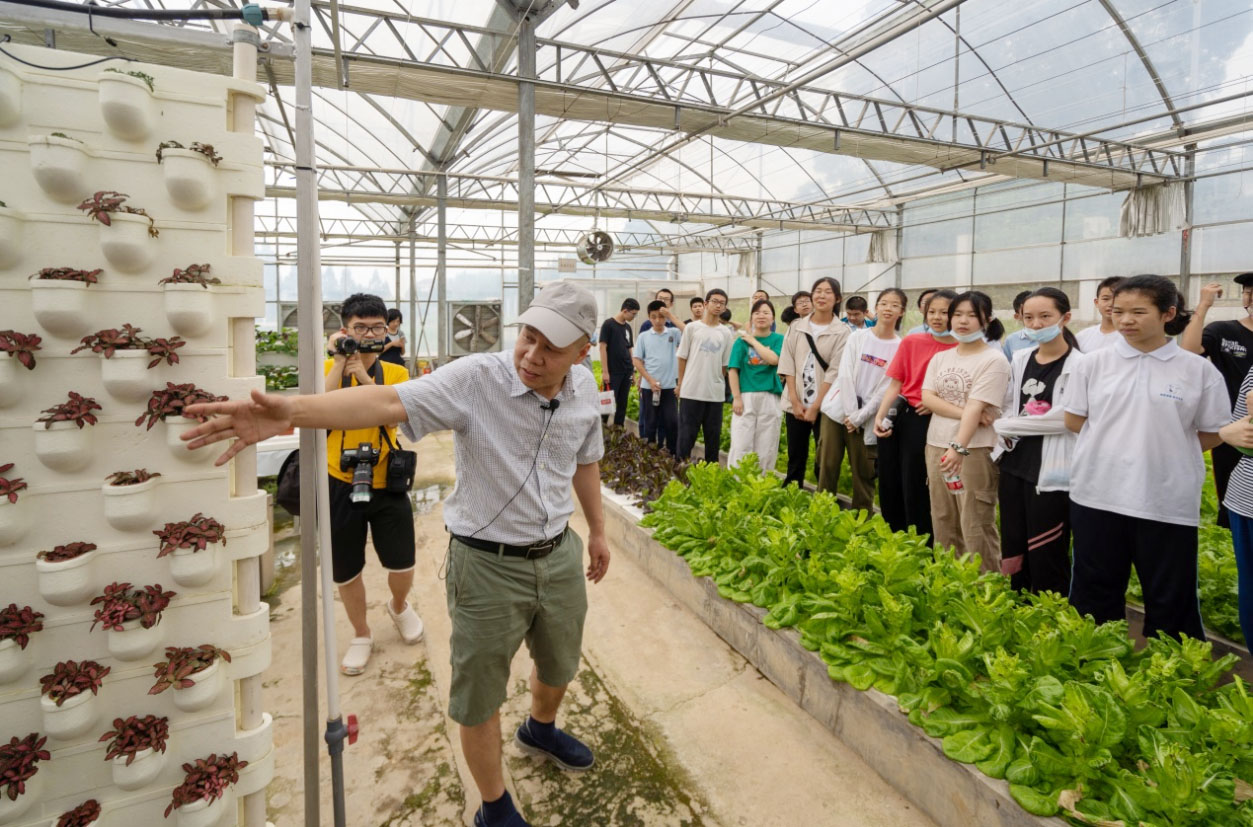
[340,442,380,506]
[333,336,384,356]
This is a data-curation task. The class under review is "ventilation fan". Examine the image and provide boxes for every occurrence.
[576,230,615,265]
[448,301,502,356]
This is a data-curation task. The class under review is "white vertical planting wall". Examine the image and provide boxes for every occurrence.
[0,44,273,826]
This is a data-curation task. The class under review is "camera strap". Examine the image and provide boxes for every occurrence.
[338,359,386,457]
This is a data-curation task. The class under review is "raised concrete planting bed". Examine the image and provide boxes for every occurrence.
[600,487,1064,827]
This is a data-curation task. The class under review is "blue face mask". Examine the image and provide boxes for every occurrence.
[928,327,951,339]
[951,329,985,344]
[1023,324,1061,344]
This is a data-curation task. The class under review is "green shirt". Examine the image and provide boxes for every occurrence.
[729,333,784,395]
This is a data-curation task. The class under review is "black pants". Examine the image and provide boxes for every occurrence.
[327,476,416,585]
[875,405,933,538]
[999,472,1071,595]
[605,372,632,427]
[783,413,820,486]
[678,399,723,464]
[1069,501,1204,641]
[1213,442,1239,529]
[639,387,678,454]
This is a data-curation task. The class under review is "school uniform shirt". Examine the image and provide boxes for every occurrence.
[906,323,929,336]
[677,321,733,402]
[921,345,1011,450]
[1075,326,1118,353]
[884,332,957,407]
[777,316,849,414]
[729,332,784,395]
[1201,319,1253,405]
[1223,367,1253,519]
[1063,338,1230,526]
[635,326,681,390]
[841,316,877,330]
[599,317,634,379]
[1001,328,1035,361]
[638,319,677,334]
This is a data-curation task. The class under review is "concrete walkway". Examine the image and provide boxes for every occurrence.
[263,432,935,827]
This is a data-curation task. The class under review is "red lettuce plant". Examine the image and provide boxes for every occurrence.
[150,645,231,695]
[0,604,43,649]
[71,324,146,357]
[37,541,96,564]
[55,799,101,827]
[0,733,49,801]
[100,714,170,765]
[31,267,101,284]
[0,463,26,504]
[0,331,41,370]
[77,191,158,238]
[159,263,220,288]
[39,659,110,706]
[37,392,101,429]
[90,582,175,632]
[154,513,225,558]
[165,752,247,817]
[136,383,227,430]
[105,469,161,487]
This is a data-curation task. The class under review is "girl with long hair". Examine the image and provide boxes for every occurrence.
[993,287,1082,594]
[728,299,785,472]
[1064,275,1229,640]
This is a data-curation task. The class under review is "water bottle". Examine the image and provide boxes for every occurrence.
[652,389,661,407]
[943,469,964,494]
[881,395,906,431]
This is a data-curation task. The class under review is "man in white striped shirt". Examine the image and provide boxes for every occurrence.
[182,281,610,827]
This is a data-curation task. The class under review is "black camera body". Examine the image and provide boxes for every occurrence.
[340,442,380,505]
[333,336,384,356]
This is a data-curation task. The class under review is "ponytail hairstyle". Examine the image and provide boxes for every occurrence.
[1026,287,1080,350]
[876,287,909,331]
[780,306,799,325]
[948,290,1004,342]
[810,276,844,316]
[1113,274,1192,336]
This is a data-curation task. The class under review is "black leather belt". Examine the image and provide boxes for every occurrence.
[452,526,568,559]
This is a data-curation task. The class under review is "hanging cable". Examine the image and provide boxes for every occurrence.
[4,0,274,24]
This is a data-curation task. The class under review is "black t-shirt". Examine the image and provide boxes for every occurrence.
[999,348,1071,483]
[1201,320,1253,405]
[599,317,634,378]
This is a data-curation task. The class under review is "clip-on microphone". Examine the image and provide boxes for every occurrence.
[540,398,561,412]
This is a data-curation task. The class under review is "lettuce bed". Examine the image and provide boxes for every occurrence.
[639,460,1253,826]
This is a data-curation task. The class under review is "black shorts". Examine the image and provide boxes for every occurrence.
[328,476,416,584]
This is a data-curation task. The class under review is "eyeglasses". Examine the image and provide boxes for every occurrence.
[350,324,388,336]
[705,297,727,306]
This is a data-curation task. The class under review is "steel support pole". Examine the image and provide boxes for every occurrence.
[517,13,537,311]
[437,173,449,365]
[294,2,346,823]
[409,213,417,364]
[1180,144,1197,301]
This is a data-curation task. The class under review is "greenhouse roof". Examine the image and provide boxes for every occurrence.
[2,0,1251,250]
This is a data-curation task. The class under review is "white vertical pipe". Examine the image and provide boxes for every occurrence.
[517,14,537,311]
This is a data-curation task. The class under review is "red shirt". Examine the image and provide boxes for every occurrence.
[885,333,957,407]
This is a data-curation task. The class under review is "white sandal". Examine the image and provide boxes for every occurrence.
[340,637,373,676]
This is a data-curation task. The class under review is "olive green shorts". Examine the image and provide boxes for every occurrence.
[445,530,588,727]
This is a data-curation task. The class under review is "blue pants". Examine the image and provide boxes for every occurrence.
[1228,510,1253,645]
[639,387,677,454]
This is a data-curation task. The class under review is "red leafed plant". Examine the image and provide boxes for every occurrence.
[136,383,227,431]
[0,733,50,801]
[150,644,231,695]
[77,191,159,238]
[159,263,220,288]
[0,331,42,370]
[154,513,226,558]
[89,582,175,632]
[105,469,161,487]
[99,714,169,765]
[0,604,44,649]
[145,336,186,368]
[71,324,146,357]
[165,752,247,817]
[31,267,101,284]
[37,391,101,429]
[37,541,96,564]
[0,463,26,504]
[39,659,110,707]
[55,798,101,827]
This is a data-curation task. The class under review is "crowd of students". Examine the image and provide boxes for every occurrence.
[598,271,1253,643]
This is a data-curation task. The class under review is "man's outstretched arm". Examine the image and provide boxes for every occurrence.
[181,384,407,466]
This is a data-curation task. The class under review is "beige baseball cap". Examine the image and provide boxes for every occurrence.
[513,281,598,348]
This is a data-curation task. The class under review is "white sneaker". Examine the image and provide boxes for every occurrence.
[387,600,424,644]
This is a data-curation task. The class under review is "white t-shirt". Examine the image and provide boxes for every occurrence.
[1063,338,1230,526]
[921,345,1011,449]
[854,334,901,407]
[677,322,733,402]
[1075,325,1118,353]
[800,320,834,406]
